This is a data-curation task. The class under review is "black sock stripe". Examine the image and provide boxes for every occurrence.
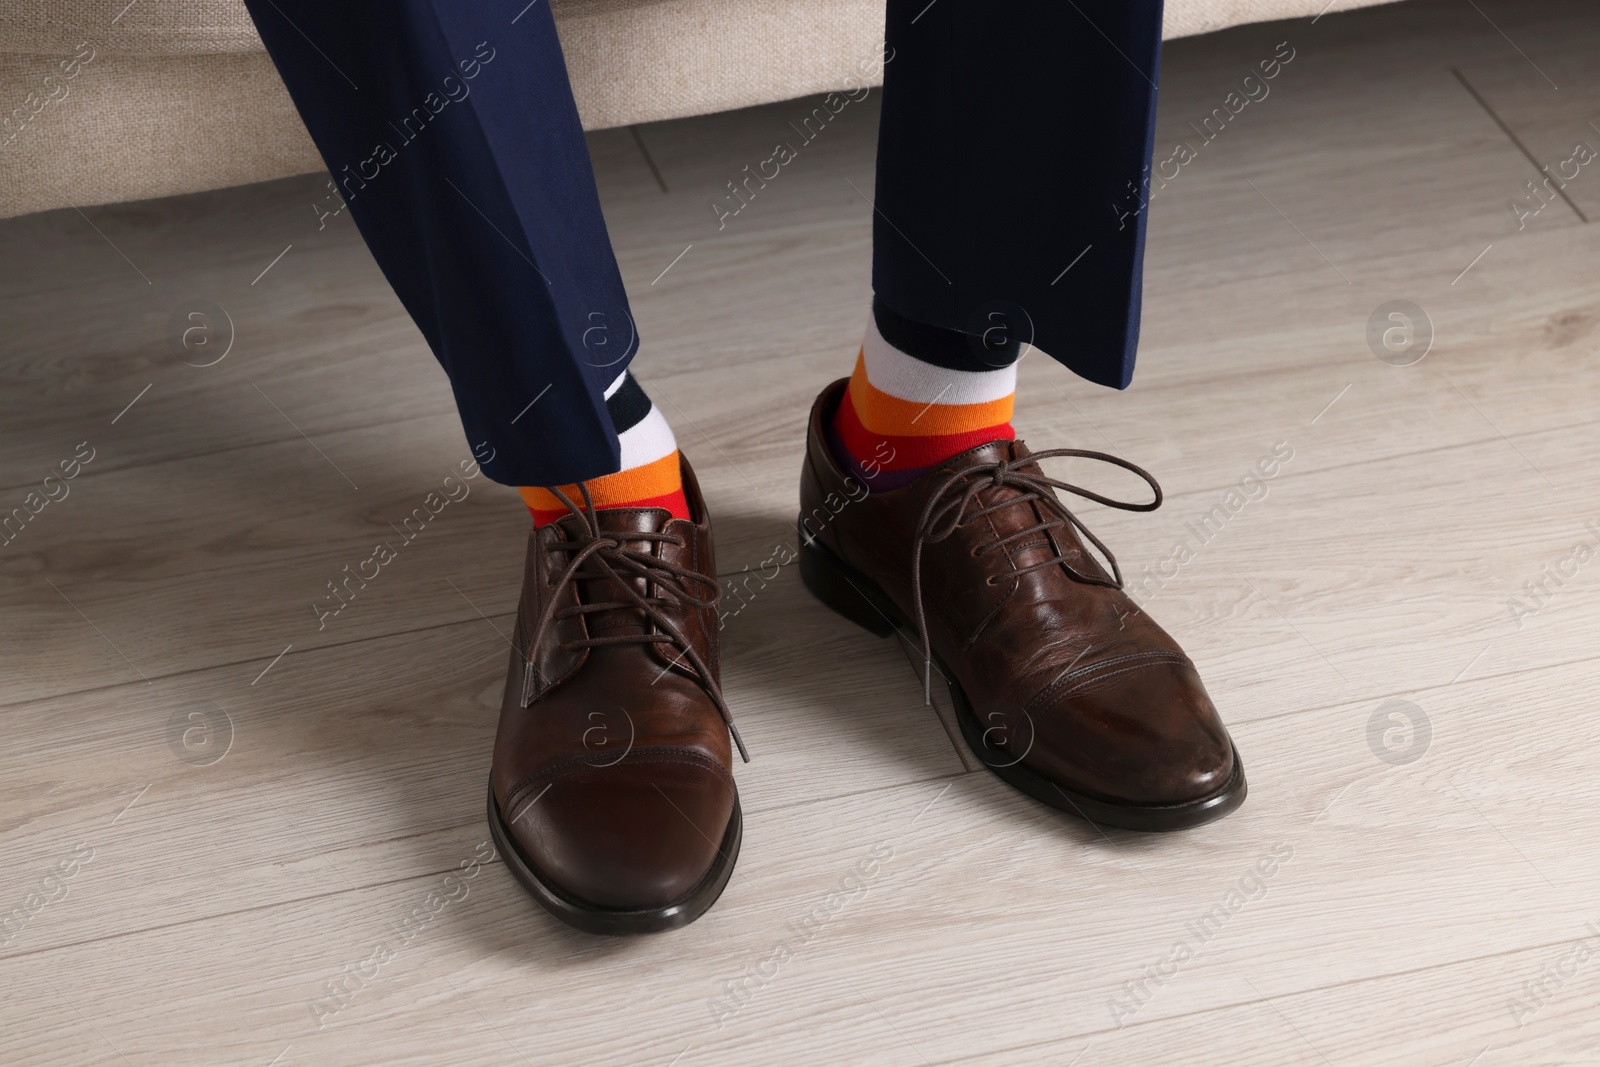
[872,295,1021,371]
[605,371,653,435]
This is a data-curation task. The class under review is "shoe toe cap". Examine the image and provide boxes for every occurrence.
[502,753,735,912]
[1028,660,1236,807]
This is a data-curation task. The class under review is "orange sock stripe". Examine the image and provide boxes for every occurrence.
[519,450,683,514]
[847,354,1014,436]
[834,386,1012,470]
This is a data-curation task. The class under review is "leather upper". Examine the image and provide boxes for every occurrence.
[492,457,736,910]
[800,379,1235,807]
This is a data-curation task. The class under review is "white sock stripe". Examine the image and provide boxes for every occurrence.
[861,314,1017,405]
[603,370,628,400]
[616,403,678,470]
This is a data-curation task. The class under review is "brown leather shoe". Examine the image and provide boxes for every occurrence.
[798,380,1244,831]
[489,456,746,934]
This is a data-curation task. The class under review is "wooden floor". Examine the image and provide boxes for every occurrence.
[4,2,1600,1063]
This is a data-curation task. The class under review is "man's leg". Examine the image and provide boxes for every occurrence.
[245,0,741,932]
[244,0,632,487]
[872,0,1164,389]
[831,0,1164,491]
[802,0,1248,831]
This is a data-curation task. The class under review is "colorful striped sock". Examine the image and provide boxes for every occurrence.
[828,298,1018,490]
[519,370,689,526]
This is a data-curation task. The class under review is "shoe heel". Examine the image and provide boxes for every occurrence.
[797,518,899,638]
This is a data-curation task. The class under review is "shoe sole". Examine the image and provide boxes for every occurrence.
[797,519,1247,832]
[486,780,743,935]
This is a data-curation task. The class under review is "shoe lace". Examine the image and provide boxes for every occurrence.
[910,448,1163,704]
[525,484,748,762]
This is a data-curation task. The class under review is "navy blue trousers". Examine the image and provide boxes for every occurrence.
[244,0,1163,487]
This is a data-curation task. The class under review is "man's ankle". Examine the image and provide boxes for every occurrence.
[518,370,688,525]
[828,297,1018,489]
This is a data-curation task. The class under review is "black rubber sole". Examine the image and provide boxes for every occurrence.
[487,780,742,935]
[797,518,1247,832]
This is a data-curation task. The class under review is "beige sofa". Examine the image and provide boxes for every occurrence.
[0,0,1398,219]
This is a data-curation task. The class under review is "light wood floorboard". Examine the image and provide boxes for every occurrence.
[2,2,1599,1065]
